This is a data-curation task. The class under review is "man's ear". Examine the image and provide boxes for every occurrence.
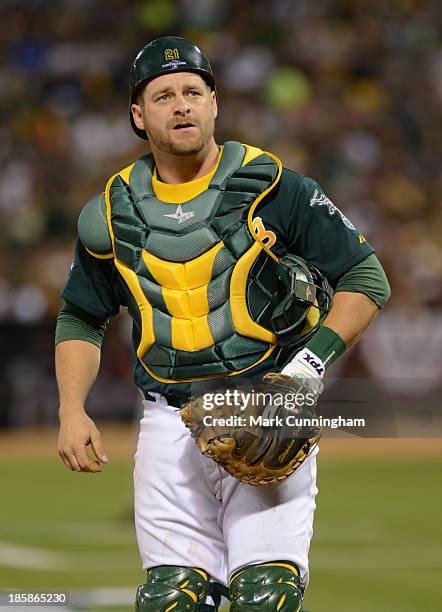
[211,91,218,119]
[131,103,145,131]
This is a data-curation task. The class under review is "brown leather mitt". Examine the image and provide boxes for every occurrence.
[180,372,321,486]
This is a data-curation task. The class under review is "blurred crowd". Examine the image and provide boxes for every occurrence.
[0,0,441,427]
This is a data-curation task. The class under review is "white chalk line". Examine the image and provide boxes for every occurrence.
[1,540,441,574]
[0,521,134,545]
[0,542,137,571]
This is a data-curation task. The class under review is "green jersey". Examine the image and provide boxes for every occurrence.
[61,152,373,404]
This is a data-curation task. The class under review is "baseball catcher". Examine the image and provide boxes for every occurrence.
[55,35,391,611]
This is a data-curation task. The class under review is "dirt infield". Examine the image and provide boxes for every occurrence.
[0,424,138,460]
[0,424,441,461]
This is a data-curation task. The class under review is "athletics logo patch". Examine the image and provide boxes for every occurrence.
[309,189,356,230]
[252,216,276,249]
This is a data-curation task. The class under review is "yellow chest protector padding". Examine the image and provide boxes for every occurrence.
[98,142,283,383]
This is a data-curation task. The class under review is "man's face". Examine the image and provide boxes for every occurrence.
[131,72,217,155]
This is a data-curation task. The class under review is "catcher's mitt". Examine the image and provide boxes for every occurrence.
[180,373,321,486]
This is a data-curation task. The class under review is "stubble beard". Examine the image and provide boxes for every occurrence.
[144,114,215,156]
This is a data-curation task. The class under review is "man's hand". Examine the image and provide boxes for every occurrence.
[58,409,108,473]
[55,340,105,473]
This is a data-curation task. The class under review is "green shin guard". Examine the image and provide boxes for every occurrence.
[135,565,228,611]
[230,561,304,611]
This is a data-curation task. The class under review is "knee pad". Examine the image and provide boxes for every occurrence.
[135,565,228,611]
[229,561,304,611]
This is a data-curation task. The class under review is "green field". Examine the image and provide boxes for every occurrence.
[0,432,441,611]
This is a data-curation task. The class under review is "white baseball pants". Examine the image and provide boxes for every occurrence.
[134,397,318,587]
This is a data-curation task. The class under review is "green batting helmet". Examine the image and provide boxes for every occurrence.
[129,36,215,140]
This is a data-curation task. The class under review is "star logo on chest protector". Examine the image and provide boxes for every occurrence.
[163,204,195,224]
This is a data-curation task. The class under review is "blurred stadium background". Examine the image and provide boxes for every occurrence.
[0,0,441,610]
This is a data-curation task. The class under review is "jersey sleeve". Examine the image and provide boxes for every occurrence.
[286,173,375,284]
[61,239,121,319]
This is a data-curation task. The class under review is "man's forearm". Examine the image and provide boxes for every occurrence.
[55,340,101,414]
[322,291,379,348]
[282,291,380,380]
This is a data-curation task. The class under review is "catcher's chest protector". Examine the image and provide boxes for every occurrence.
[105,141,283,382]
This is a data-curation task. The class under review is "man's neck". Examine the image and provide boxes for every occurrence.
[151,140,219,184]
